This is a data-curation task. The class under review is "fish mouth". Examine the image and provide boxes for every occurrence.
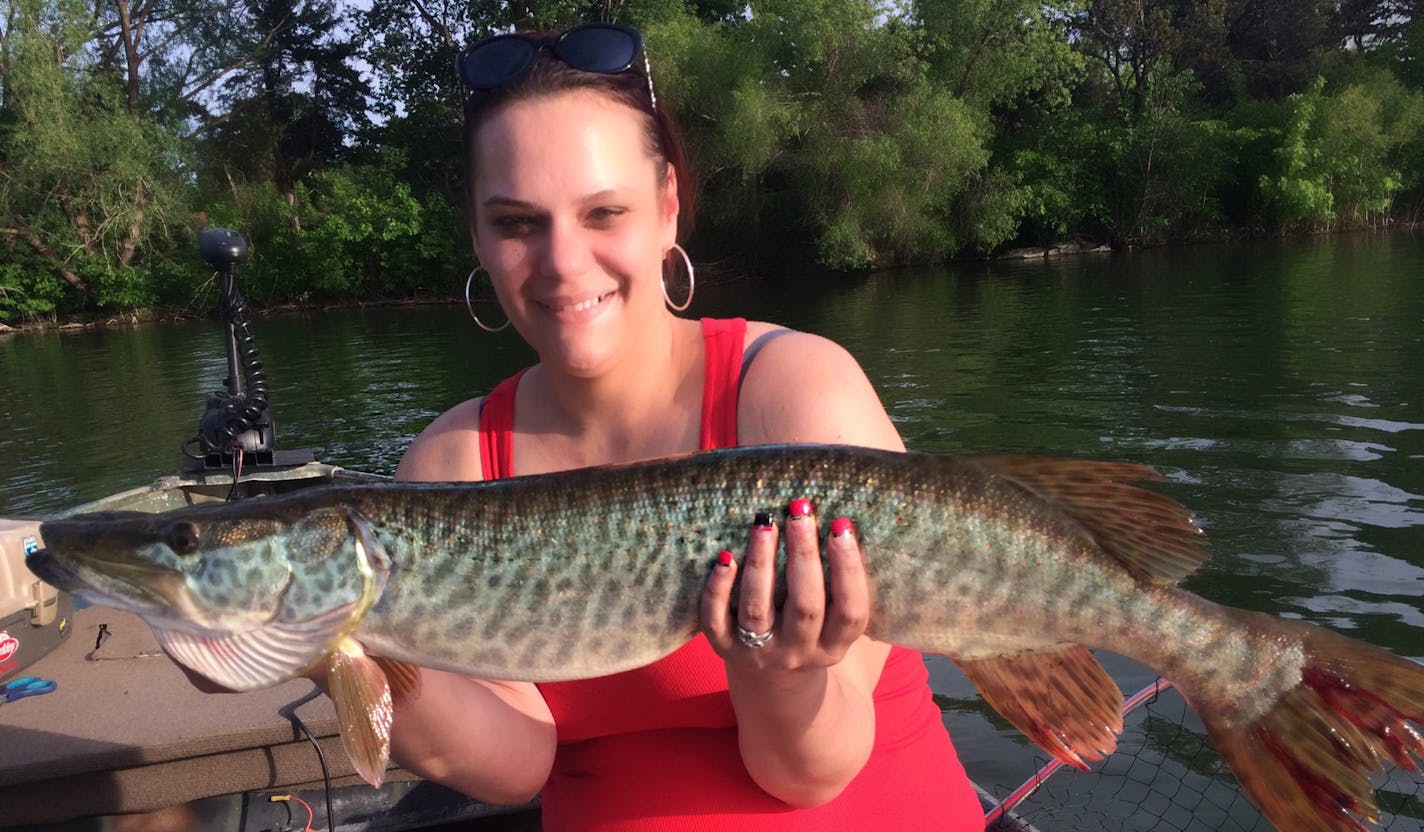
[33,513,194,615]
[28,544,183,614]
[24,548,78,591]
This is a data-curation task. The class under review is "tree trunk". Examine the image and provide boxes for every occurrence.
[116,0,143,114]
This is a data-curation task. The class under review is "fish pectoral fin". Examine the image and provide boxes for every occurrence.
[154,604,360,691]
[327,638,393,788]
[956,645,1124,770]
[373,655,423,709]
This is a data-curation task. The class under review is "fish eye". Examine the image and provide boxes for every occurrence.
[166,522,201,556]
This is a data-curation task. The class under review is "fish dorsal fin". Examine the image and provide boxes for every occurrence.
[955,645,1124,769]
[327,638,392,787]
[154,601,366,691]
[970,455,1208,584]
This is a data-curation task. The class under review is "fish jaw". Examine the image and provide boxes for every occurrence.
[34,504,390,691]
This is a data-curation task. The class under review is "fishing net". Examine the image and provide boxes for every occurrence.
[980,681,1424,832]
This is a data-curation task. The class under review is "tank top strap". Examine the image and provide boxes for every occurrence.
[698,317,747,450]
[478,367,528,481]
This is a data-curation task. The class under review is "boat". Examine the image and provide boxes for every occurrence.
[0,230,1044,832]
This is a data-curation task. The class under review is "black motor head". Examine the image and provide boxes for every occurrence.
[198,228,249,268]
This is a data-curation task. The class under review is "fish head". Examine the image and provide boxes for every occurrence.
[30,501,386,690]
[31,508,285,628]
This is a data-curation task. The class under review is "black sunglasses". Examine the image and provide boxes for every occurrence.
[457,23,657,109]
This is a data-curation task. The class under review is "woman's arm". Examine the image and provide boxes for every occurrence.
[700,328,905,807]
[384,402,558,804]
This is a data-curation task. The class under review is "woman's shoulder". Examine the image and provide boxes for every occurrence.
[740,314,871,373]
[395,396,487,482]
[737,320,904,451]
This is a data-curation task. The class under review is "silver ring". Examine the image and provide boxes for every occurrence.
[736,625,773,649]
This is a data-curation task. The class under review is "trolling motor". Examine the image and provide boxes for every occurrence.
[182,228,314,472]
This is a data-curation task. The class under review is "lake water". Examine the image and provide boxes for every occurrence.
[3,232,1423,830]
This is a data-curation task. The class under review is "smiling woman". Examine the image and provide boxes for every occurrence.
[369,20,987,832]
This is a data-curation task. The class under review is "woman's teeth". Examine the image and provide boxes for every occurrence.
[550,293,610,313]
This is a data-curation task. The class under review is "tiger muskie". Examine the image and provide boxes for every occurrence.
[25,445,1424,832]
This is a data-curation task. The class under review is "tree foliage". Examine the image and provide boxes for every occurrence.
[2,0,1423,323]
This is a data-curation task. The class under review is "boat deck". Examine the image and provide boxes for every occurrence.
[1,606,411,826]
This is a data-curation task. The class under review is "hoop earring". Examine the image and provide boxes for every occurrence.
[465,268,510,333]
[662,244,695,312]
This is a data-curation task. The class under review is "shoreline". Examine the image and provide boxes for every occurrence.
[3,224,1420,336]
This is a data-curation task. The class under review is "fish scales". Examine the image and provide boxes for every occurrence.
[258,448,1243,693]
[28,444,1424,832]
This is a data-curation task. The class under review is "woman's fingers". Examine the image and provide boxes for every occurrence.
[701,501,867,667]
[780,498,827,650]
[700,548,738,652]
[736,511,779,645]
[821,518,869,656]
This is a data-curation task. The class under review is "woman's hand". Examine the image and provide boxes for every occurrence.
[700,498,884,807]
[702,499,868,672]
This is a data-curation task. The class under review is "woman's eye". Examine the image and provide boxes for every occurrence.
[588,207,626,225]
[492,215,538,235]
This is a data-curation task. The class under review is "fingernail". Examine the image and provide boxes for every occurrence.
[753,511,774,529]
[786,497,814,520]
[717,550,734,568]
[830,517,854,538]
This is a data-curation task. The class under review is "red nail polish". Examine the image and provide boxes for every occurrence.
[787,497,813,519]
[830,517,854,537]
[717,550,734,567]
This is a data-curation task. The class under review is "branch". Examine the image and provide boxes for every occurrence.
[118,180,150,268]
[177,24,285,109]
[409,0,455,50]
[0,226,87,291]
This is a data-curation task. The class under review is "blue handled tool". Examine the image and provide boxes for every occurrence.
[2,676,56,704]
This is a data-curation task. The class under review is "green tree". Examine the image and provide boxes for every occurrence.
[913,0,1083,111]
[199,0,370,207]
[0,0,186,310]
[1257,78,1335,226]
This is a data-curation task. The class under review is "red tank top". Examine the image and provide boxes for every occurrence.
[478,318,984,831]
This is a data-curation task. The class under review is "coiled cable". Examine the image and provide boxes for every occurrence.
[183,270,271,459]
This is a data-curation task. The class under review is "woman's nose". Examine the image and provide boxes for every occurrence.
[539,216,593,278]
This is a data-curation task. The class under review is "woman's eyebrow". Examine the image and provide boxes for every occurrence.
[482,195,542,210]
[579,188,626,203]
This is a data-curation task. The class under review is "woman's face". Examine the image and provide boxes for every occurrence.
[469,89,679,378]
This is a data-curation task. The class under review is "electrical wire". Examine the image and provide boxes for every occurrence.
[270,795,316,832]
[226,446,245,502]
[279,689,337,832]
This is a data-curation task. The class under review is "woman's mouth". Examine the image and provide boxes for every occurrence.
[540,292,614,318]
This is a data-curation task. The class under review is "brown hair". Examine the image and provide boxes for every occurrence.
[461,41,697,241]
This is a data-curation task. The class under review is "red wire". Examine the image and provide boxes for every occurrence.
[289,796,315,832]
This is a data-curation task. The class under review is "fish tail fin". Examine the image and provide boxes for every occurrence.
[1193,619,1424,832]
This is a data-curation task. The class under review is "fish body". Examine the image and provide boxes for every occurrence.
[26,445,1424,832]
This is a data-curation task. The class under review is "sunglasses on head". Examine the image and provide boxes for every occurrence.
[457,23,657,110]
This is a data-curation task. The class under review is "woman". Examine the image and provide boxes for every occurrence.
[390,23,984,830]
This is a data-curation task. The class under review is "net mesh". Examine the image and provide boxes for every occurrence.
[982,682,1424,832]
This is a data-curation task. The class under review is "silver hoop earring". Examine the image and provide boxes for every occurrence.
[662,244,695,312]
[465,268,510,333]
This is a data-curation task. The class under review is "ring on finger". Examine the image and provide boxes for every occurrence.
[736,625,774,649]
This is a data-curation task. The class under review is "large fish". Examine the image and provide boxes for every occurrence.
[25,445,1424,832]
